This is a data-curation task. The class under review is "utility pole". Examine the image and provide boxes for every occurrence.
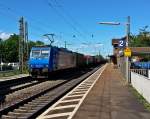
[19,17,25,73]
[0,39,2,71]
[98,16,131,82]
[64,41,72,49]
[25,22,29,60]
[126,16,130,82]
[0,54,2,71]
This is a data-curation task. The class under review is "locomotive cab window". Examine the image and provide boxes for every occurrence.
[31,50,40,58]
[41,50,49,58]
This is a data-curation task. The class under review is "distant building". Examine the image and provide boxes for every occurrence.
[112,37,150,65]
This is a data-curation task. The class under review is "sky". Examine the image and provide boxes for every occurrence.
[0,0,150,57]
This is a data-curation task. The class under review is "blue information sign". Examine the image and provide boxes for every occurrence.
[118,40,126,48]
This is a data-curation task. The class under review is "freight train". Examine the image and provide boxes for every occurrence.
[28,45,102,78]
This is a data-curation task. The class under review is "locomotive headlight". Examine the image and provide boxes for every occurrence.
[45,65,48,67]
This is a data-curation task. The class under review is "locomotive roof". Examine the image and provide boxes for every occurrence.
[31,45,75,53]
[30,45,93,58]
[32,45,51,48]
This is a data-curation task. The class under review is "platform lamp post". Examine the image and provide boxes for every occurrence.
[98,16,130,82]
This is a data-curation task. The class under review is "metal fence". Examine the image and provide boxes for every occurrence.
[130,69,149,78]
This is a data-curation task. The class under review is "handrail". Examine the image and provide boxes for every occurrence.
[130,69,148,77]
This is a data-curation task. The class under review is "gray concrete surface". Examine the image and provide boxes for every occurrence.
[72,64,150,119]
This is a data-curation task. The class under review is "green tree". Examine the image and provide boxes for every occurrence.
[28,40,45,52]
[3,34,19,62]
[129,26,150,47]
[1,35,45,63]
[36,40,45,45]
[129,26,150,61]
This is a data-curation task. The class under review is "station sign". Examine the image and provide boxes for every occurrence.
[124,47,131,57]
[118,39,126,48]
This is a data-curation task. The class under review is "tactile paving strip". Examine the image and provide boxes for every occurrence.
[37,64,107,119]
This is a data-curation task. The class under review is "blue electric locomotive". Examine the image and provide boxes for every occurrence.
[28,46,76,78]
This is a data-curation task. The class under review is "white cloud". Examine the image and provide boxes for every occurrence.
[0,32,12,40]
[80,44,89,48]
[43,38,49,42]
[94,43,103,48]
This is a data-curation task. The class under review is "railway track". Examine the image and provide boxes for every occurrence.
[37,64,106,119]
[0,67,85,109]
[0,80,44,95]
[0,66,101,119]
[0,78,47,106]
[0,76,30,89]
[0,80,64,110]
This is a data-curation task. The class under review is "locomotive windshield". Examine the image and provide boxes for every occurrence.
[31,49,50,58]
[32,50,40,58]
[41,50,49,58]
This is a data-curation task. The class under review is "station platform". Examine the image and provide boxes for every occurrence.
[37,64,150,119]
[0,74,29,82]
[72,64,150,119]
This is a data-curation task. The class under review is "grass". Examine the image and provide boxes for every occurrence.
[129,85,150,111]
[0,70,29,77]
[0,70,21,77]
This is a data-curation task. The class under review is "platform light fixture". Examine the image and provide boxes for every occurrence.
[98,22,120,25]
[98,16,130,83]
